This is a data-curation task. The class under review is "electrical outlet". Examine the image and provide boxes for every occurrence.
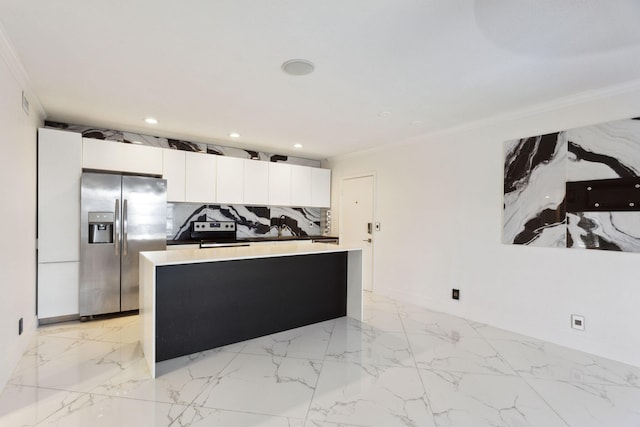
[571,314,585,331]
[18,317,23,335]
[452,289,460,300]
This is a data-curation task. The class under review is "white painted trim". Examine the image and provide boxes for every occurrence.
[339,172,376,292]
[0,22,46,120]
[329,78,640,163]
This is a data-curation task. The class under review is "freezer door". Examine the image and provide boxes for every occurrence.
[121,176,167,311]
[80,172,122,316]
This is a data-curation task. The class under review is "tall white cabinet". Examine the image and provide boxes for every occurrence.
[38,128,82,320]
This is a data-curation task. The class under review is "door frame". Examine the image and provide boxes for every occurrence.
[339,172,377,292]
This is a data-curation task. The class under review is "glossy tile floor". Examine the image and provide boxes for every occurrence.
[2,292,640,426]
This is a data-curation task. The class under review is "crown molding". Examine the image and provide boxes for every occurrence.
[329,78,640,163]
[0,22,46,120]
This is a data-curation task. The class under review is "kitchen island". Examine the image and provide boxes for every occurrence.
[139,242,363,377]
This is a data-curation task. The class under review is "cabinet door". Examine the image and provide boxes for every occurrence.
[291,164,312,207]
[185,151,216,203]
[268,162,291,206]
[311,167,331,207]
[243,160,269,206]
[38,261,79,319]
[216,156,244,204]
[83,138,163,175]
[163,149,186,202]
[38,128,82,263]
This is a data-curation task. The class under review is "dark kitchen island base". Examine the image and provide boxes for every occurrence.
[140,242,363,377]
[155,252,347,362]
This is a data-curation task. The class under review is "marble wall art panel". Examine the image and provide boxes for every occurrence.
[567,212,640,252]
[44,120,320,167]
[503,133,567,247]
[504,117,640,253]
[167,203,321,241]
[566,118,640,181]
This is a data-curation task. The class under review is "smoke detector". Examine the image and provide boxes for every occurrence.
[282,59,315,76]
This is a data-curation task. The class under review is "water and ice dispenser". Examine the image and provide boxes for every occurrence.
[88,212,114,244]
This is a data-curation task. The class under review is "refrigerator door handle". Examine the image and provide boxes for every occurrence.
[114,199,120,256]
[123,199,128,256]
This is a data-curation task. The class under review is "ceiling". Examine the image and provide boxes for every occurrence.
[2,1,640,159]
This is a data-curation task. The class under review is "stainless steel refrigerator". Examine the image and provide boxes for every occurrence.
[80,172,167,317]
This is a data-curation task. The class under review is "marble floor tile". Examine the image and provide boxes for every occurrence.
[194,353,321,418]
[487,338,640,387]
[407,334,516,375]
[3,296,640,426]
[307,360,435,427]
[398,306,480,339]
[326,317,414,367]
[90,349,237,405]
[10,337,142,392]
[419,369,569,427]
[526,378,640,427]
[240,320,335,360]
[176,405,305,426]
[0,384,84,426]
[362,307,405,332]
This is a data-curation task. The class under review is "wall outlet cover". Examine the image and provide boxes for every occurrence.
[571,314,585,331]
[452,289,460,300]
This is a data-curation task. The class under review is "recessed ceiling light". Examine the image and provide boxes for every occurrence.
[144,117,158,125]
[378,111,392,117]
[282,59,315,76]
[229,132,240,138]
[293,143,303,149]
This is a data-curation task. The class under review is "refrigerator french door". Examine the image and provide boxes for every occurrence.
[80,172,167,316]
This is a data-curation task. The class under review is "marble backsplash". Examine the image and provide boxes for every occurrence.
[503,117,640,252]
[167,203,322,241]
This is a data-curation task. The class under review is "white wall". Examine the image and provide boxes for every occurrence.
[0,38,44,389]
[327,83,640,367]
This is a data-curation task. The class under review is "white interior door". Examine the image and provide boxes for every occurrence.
[340,175,374,292]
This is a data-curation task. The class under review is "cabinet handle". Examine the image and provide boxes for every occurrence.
[114,199,120,256]
[123,199,128,256]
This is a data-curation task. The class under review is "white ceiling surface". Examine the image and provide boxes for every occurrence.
[2,1,640,159]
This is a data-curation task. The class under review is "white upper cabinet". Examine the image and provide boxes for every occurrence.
[268,162,292,206]
[290,164,312,207]
[216,156,244,205]
[243,159,269,206]
[162,149,186,202]
[311,167,331,208]
[185,151,216,203]
[82,138,163,175]
[38,128,82,263]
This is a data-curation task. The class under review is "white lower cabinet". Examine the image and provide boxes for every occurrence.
[38,262,79,319]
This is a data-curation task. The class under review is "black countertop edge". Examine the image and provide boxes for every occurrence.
[166,236,339,246]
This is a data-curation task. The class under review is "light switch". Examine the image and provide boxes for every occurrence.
[374,222,381,231]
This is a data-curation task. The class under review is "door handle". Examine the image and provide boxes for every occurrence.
[114,199,120,256]
[123,199,128,256]
[367,222,372,234]
[362,238,372,243]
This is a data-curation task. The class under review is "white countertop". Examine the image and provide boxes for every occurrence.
[141,242,362,266]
